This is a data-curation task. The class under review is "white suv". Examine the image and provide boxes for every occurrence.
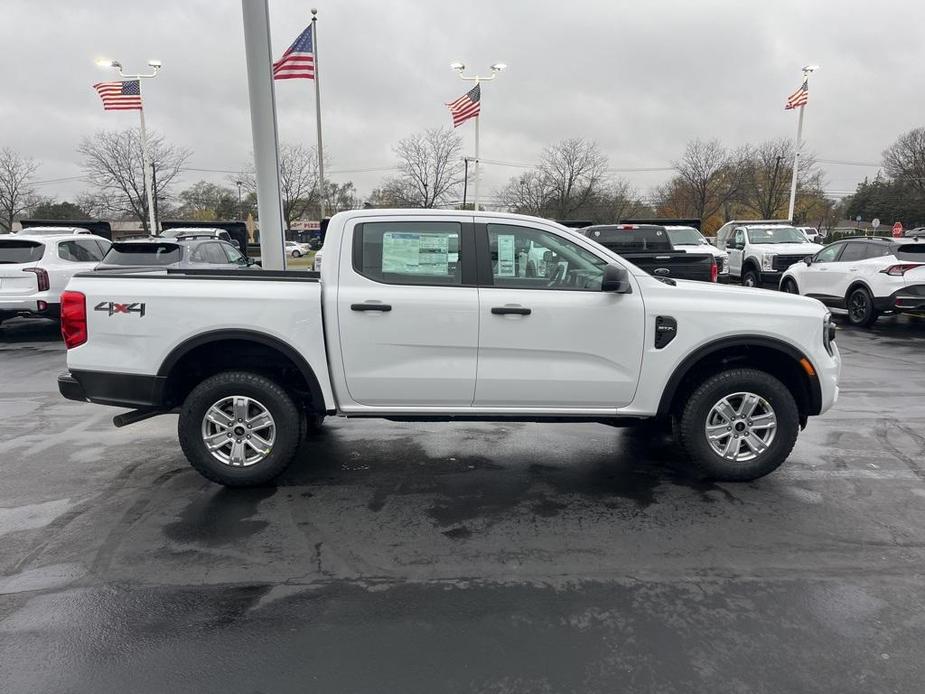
[716,221,823,287]
[780,236,925,327]
[0,234,111,326]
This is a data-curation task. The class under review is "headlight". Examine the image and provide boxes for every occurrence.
[823,312,836,355]
[761,254,776,271]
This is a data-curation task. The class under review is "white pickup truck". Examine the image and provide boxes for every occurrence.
[58,210,840,487]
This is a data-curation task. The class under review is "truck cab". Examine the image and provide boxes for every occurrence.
[716,220,823,287]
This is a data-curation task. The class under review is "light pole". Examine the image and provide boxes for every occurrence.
[96,58,162,235]
[787,64,818,222]
[236,180,243,219]
[450,61,506,211]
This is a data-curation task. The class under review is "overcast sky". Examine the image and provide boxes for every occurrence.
[2,0,923,207]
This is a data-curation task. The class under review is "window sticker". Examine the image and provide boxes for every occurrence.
[497,234,516,277]
[382,232,452,275]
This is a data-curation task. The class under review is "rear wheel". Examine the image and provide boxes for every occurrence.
[742,267,761,288]
[847,287,878,327]
[677,368,799,481]
[178,371,301,487]
[780,277,799,294]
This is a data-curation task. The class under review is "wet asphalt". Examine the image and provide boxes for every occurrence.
[1,315,924,693]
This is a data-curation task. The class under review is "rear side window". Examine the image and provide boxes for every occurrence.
[0,240,45,264]
[353,222,462,285]
[58,239,105,262]
[101,243,182,266]
[839,243,869,262]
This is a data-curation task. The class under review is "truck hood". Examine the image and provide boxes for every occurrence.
[748,242,823,255]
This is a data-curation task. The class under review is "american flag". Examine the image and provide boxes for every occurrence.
[92,80,142,111]
[273,25,315,80]
[446,84,480,127]
[785,80,809,110]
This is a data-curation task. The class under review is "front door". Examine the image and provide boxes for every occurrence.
[474,221,645,409]
[336,218,479,407]
[800,241,845,298]
[727,228,745,276]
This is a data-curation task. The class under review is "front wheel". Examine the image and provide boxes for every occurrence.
[291,250,302,258]
[780,277,799,294]
[847,287,878,327]
[742,268,761,288]
[178,371,302,486]
[677,368,799,481]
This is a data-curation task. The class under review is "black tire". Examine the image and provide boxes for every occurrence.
[846,286,878,328]
[741,267,761,288]
[178,371,301,487]
[780,277,799,294]
[677,368,800,481]
[291,250,302,258]
[306,413,325,434]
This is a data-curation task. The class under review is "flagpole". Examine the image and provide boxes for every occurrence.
[473,111,480,211]
[137,94,158,235]
[786,103,804,222]
[311,9,325,220]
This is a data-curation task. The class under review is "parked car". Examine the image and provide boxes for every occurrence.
[780,236,925,327]
[715,220,823,287]
[0,233,110,326]
[285,240,310,258]
[58,209,840,487]
[798,227,822,243]
[904,227,925,239]
[96,237,256,271]
[664,225,729,276]
[14,226,95,236]
[579,224,718,282]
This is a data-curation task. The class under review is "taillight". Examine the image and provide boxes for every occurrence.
[60,290,87,349]
[710,259,718,283]
[880,263,922,276]
[23,267,50,291]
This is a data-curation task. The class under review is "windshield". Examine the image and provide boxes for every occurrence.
[0,240,45,264]
[746,226,807,244]
[666,228,704,245]
[100,243,182,266]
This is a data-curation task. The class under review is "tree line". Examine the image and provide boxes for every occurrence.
[3,126,925,234]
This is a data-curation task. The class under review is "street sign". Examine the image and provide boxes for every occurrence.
[872,218,880,229]
[855,215,862,222]
[892,222,903,238]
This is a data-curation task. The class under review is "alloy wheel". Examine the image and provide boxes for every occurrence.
[704,391,777,462]
[201,396,276,467]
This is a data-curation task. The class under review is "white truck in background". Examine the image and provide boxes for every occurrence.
[59,210,840,487]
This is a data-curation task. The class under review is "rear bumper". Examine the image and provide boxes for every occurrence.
[873,285,925,313]
[0,298,59,320]
[58,370,167,408]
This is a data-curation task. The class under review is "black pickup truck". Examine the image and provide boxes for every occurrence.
[579,224,717,283]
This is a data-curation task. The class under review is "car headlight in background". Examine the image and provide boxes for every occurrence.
[761,254,776,271]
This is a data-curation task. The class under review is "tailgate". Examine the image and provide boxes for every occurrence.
[622,252,714,281]
[0,240,44,295]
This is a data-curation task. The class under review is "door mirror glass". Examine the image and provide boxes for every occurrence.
[601,264,632,293]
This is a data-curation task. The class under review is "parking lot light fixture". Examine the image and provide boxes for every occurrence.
[450,61,507,211]
[96,58,163,234]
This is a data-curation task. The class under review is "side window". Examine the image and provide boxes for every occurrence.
[220,242,247,265]
[94,239,112,258]
[201,243,229,264]
[839,242,868,263]
[353,221,462,285]
[733,229,745,249]
[58,239,101,262]
[486,224,607,291]
[814,243,843,263]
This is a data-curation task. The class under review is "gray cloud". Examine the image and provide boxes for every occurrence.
[2,0,922,205]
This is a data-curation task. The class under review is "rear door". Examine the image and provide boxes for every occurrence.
[335,216,479,407]
[474,220,644,409]
[829,241,869,298]
[0,239,46,299]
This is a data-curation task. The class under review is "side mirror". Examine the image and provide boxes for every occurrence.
[601,265,632,293]
[804,256,813,266]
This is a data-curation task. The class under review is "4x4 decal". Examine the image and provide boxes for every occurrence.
[94,301,146,317]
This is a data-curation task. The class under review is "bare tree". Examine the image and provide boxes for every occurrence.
[239,144,322,228]
[77,129,190,232]
[538,138,608,218]
[882,127,925,193]
[595,179,649,223]
[496,170,548,215]
[737,138,819,219]
[176,180,238,221]
[0,148,38,232]
[384,127,463,208]
[669,139,740,222]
